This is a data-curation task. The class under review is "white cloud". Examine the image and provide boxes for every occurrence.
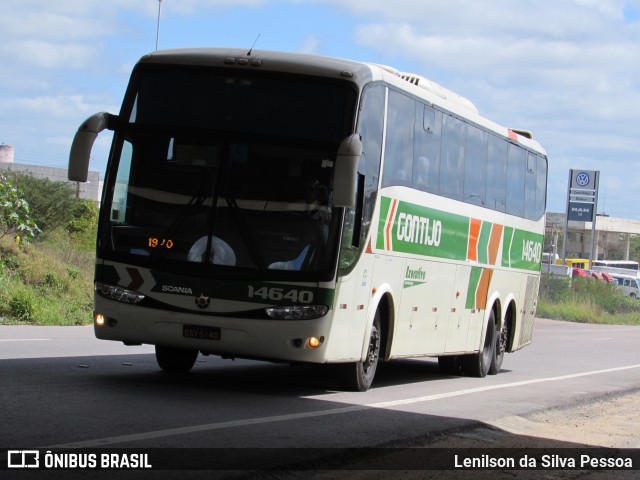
[335,4,639,118]
[0,12,110,41]
[161,0,272,16]
[298,34,321,53]
[1,40,99,69]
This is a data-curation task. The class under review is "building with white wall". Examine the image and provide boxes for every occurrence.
[0,144,101,203]
[546,212,640,261]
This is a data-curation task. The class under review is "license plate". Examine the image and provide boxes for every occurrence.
[183,325,221,341]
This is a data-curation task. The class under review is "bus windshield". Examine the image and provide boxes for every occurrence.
[103,66,357,279]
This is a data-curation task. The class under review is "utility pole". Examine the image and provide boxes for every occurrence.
[155,0,163,50]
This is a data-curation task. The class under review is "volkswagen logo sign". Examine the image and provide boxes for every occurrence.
[576,172,590,187]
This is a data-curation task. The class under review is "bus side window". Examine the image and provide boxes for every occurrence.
[463,124,487,206]
[535,153,548,219]
[339,84,384,274]
[413,105,441,194]
[487,135,507,211]
[524,153,537,219]
[440,114,465,201]
[506,144,526,217]
[382,90,415,187]
[357,84,385,246]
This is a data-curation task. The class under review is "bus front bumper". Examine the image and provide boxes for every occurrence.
[93,296,337,364]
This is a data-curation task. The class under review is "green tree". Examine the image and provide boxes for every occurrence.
[8,172,77,235]
[67,199,98,251]
[0,172,40,244]
[630,234,640,263]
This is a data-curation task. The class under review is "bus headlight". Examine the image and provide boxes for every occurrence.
[265,305,328,320]
[95,281,145,304]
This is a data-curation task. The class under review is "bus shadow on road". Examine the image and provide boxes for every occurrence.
[79,353,513,394]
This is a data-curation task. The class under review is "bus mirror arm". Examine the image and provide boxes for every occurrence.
[68,112,117,182]
[332,133,362,208]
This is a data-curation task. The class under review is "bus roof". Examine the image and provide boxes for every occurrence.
[138,47,547,155]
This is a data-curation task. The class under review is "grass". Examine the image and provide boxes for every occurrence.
[0,231,94,326]
[537,274,640,326]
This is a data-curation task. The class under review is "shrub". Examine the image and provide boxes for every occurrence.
[538,274,640,324]
[0,172,40,244]
[8,289,36,323]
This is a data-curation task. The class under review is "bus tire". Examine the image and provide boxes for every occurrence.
[462,311,496,378]
[337,311,381,392]
[155,345,198,373]
[489,318,507,375]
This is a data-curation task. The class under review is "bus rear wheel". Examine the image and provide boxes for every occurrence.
[337,312,381,392]
[155,345,199,373]
[462,311,496,378]
[489,319,507,375]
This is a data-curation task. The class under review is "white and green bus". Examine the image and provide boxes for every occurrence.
[69,48,547,391]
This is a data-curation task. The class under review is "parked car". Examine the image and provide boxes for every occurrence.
[600,272,615,283]
[572,268,589,278]
[612,275,640,298]
[590,271,605,281]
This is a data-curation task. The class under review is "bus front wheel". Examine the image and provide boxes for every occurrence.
[155,345,199,373]
[337,312,381,392]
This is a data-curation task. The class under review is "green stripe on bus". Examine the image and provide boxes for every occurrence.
[502,228,544,272]
[377,196,543,272]
[376,197,468,260]
[478,221,492,265]
[466,267,483,309]
[502,226,515,268]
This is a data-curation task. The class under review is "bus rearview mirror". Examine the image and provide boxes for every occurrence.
[68,112,113,182]
[333,133,362,208]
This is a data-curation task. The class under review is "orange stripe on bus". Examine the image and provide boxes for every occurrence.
[475,268,493,310]
[488,224,504,265]
[467,218,482,262]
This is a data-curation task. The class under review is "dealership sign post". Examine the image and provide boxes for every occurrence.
[562,169,600,266]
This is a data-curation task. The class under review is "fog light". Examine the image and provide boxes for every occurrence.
[95,314,105,327]
[307,337,320,348]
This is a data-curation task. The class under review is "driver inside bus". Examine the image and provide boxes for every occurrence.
[298,177,330,223]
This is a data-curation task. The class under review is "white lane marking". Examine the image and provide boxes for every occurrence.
[367,364,640,408]
[536,328,640,333]
[0,339,51,342]
[51,363,640,448]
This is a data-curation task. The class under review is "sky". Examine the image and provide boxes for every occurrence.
[1,0,640,218]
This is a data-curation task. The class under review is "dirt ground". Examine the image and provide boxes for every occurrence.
[299,389,640,480]
[488,389,640,449]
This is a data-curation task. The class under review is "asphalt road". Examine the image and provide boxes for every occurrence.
[1,319,640,477]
